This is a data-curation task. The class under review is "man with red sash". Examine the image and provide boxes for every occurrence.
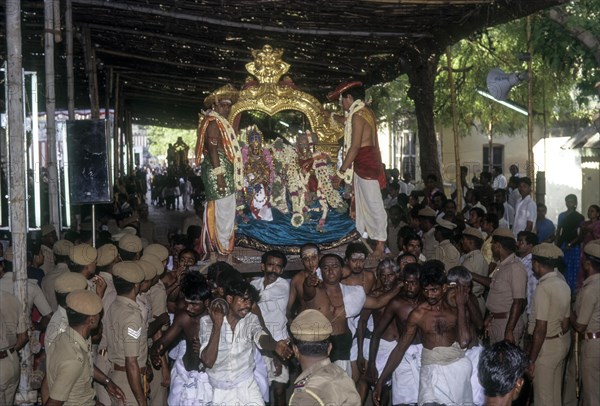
[330,81,387,257]
[195,84,244,261]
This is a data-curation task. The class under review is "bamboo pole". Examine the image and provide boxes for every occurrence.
[445,47,462,209]
[7,0,31,398]
[526,16,535,195]
[113,73,120,181]
[65,0,75,119]
[81,26,100,119]
[45,0,60,232]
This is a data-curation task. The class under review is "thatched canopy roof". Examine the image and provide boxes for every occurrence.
[1,0,564,128]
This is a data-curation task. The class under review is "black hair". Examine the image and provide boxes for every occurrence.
[171,234,188,247]
[55,291,69,308]
[67,261,86,274]
[519,177,532,187]
[402,232,423,248]
[493,166,503,174]
[420,260,446,287]
[113,275,136,295]
[492,202,505,217]
[181,271,212,302]
[216,267,244,290]
[493,236,517,253]
[261,250,288,268]
[178,248,199,263]
[478,340,528,398]
[66,307,91,327]
[187,226,202,248]
[345,241,369,260]
[207,261,238,285]
[425,174,438,182]
[517,231,538,246]
[54,253,70,265]
[396,252,417,267]
[483,213,499,229]
[480,171,492,183]
[118,247,138,261]
[388,182,400,192]
[469,207,485,219]
[341,84,365,101]
[319,253,344,268]
[63,231,80,244]
[532,255,566,273]
[402,262,422,280]
[225,279,260,303]
[495,188,507,199]
[293,338,330,356]
[435,226,454,241]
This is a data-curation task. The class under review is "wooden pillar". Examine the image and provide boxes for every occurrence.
[45,0,60,232]
[7,0,31,395]
[81,25,100,119]
[65,0,75,119]
[446,47,462,209]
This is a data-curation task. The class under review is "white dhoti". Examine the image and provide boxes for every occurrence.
[365,338,396,385]
[168,355,212,406]
[203,193,236,255]
[262,353,289,384]
[210,373,264,406]
[465,346,485,406]
[392,343,422,405]
[419,343,473,406]
[354,174,387,241]
[254,348,270,402]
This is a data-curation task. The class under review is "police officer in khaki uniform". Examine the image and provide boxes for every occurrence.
[525,243,571,405]
[95,243,119,405]
[41,239,74,311]
[460,226,488,315]
[140,255,170,406]
[471,227,527,344]
[418,207,438,260]
[106,261,148,406]
[572,240,600,406]
[46,289,125,405]
[433,218,461,271]
[40,223,59,275]
[117,234,143,261]
[289,309,360,406]
[45,272,88,348]
[0,290,28,405]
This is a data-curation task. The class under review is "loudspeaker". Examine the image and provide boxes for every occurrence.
[486,68,528,101]
[66,120,112,204]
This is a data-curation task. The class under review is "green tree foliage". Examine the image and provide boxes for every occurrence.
[145,126,196,158]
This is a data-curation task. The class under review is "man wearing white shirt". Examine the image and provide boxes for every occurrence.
[200,279,293,405]
[250,250,291,406]
[513,177,537,237]
[494,189,515,228]
[492,167,507,190]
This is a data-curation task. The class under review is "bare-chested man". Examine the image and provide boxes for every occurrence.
[150,271,213,405]
[329,81,387,258]
[287,243,321,322]
[373,260,473,406]
[304,254,400,376]
[342,242,377,382]
[366,262,423,406]
[355,259,404,403]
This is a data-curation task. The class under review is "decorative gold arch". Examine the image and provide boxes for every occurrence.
[230,45,342,146]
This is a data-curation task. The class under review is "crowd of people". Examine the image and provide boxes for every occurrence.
[0,79,599,406]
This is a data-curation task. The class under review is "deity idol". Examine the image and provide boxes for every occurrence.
[241,126,274,221]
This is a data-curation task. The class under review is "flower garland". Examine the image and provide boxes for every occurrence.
[338,99,365,184]
[205,110,244,190]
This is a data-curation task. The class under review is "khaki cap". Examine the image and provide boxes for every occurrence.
[418,206,437,218]
[137,259,158,281]
[41,224,55,236]
[118,234,142,253]
[143,244,169,262]
[583,240,600,259]
[436,218,457,230]
[140,254,165,276]
[69,244,97,266]
[66,289,103,315]
[462,227,484,241]
[532,243,564,259]
[4,246,13,262]
[492,227,515,240]
[290,309,333,342]
[96,244,118,267]
[53,240,74,256]
[55,272,88,293]
[112,261,145,283]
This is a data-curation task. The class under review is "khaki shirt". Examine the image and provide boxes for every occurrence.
[148,280,167,321]
[576,273,600,334]
[486,253,527,313]
[46,306,68,348]
[461,249,488,298]
[422,228,437,261]
[482,236,494,264]
[46,326,95,405]
[106,296,147,367]
[41,262,70,312]
[528,271,571,336]
[289,358,360,405]
[434,239,461,271]
[41,244,54,275]
[98,272,116,350]
[0,291,27,350]
[0,272,52,320]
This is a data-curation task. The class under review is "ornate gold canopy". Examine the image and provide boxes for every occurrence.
[230,45,342,145]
